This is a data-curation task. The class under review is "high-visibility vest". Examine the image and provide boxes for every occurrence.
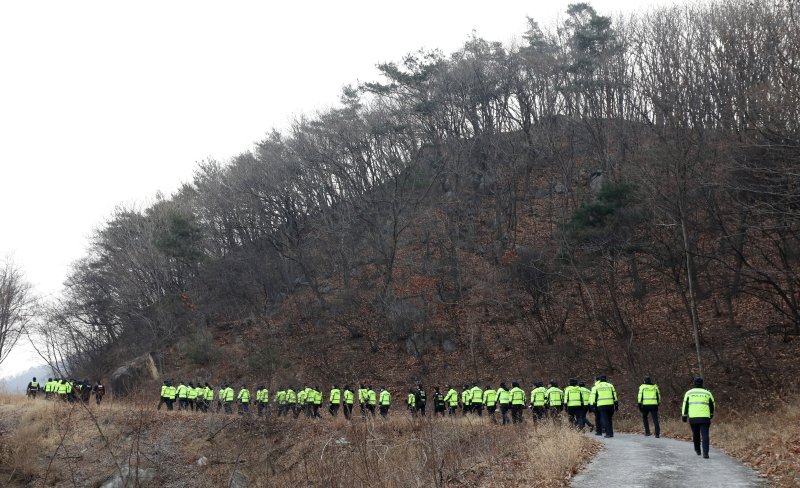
[298,391,307,405]
[546,387,564,407]
[498,388,511,405]
[638,384,660,406]
[314,390,322,405]
[358,389,367,404]
[160,385,168,398]
[330,389,341,405]
[344,390,354,405]
[445,389,458,406]
[461,390,472,405]
[187,387,198,400]
[591,382,617,407]
[682,388,714,419]
[223,388,234,402]
[367,390,377,406]
[177,385,188,399]
[407,393,416,406]
[380,390,391,406]
[276,390,286,404]
[579,387,591,405]
[237,388,250,403]
[44,381,52,393]
[531,387,547,407]
[204,387,213,401]
[510,387,525,405]
[166,386,177,400]
[564,386,583,407]
[57,382,68,395]
[483,389,497,406]
[471,387,483,404]
[30,381,39,389]
[286,389,296,404]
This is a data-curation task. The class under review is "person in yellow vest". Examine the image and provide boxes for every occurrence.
[509,381,526,424]
[461,384,472,415]
[313,385,323,418]
[222,384,235,414]
[194,384,205,411]
[590,374,618,438]
[358,384,368,416]
[407,388,417,416]
[444,384,458,416]
[286,386,297,417]
[157,381,169,410]
[470,384,483,416]
[256,385,269,416]
[564,378,585,428]
[297,387,307,419]
[379,387,391,417]
[638,376,661,437]
[497,383,511,424]
[328,384,341,417]
[276,386,287,416]
[367,385,377,417]
[187,382,198,412]
[483,385,497,421]
[578,382,594,431]
[27,377,40,399]
[342,385,355,419]
[545,380,564,419]
[682,377,715,458]
[530,382,547,420]
[201,383,213,413]
[176,382,189,410]
[56,379,67,400]
[164,381,177,410]
[237,384,251,414]
[44,378,54,399]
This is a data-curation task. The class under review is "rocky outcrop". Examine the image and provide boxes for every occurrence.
[110,353,160,397]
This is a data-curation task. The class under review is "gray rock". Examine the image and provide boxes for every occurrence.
[441,337,458,353]
[110,353,160,398]
[196,456,208,466]
[589,170,604,194]
[554,182,567,194]
[230,471,249,488]
[100,466,156,488]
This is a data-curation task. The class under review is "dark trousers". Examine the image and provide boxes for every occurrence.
[549,406,562,419]
[330,404,340,416]
[417,404,426,416]
[500,404,511,424]
[641,407,660,436]
[532,406,545,420]
[567,406,585,428]
[473,403,483,416]
[583,408,594,428]
[511,405,523,423]
[380,406,389,417]
[165,399,174,411]
[594,408,603,434]
[343,404,353,419]
[598,406,614,436]
[436,405,445,416]
[367,405,376,416]
[690,420,711,455]
[258,403,266,416]
[448,405,457,416]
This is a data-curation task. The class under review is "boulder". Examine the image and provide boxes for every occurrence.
[110,353,160,397]
[100,466,156,488]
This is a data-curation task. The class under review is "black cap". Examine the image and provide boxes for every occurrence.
[693,376,704,387]
[569,378,577,386]
[644,376,652,384]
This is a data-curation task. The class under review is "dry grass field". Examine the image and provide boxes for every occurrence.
[0,393,598,487]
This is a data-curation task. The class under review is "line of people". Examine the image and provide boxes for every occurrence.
[27,377,106,405]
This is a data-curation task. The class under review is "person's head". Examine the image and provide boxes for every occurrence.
[418,383,423,389]
[410,388,415,393]
[435,386,440,392]
[512,381,519,388]
[446,383,451,389]
[486,385,491,390]
[644,376,652,384]
[578,382,586,388]
[569,378,577,386]
[500,382,507,389]
[536,381,543,387]
[693,376,704,387]
[598,374,607,382]
[550,381,558,387]
[32,377,37,381]
[48,378,53,382]
[463,384,469,389]
[368,384,373,389]
[359,383,364,389]
[333,384,338,389]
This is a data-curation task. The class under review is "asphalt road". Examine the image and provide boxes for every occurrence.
[571,433,767,488]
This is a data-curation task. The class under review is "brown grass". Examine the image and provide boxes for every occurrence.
[615,403,800,487]
[0,395,598,487]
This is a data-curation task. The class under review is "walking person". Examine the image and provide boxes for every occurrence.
[564,378,585,429]
[343,385,354,419]
[509,381,526,424]
[682,377,715,458]
[638,376,661,437]
[329,384,341,417]
[591,374,618,438]
[498,382,511,425]
[444,384,458,416]
[530,382,547,420]
[379,387,391,418]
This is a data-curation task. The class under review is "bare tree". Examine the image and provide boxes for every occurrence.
[0,258,36,366]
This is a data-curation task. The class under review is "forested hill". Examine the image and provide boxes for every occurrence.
[40,0,800,405]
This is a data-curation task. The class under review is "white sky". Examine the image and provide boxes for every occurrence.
[0,0,687,377]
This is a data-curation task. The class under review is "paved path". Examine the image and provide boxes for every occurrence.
[571,433,766,488]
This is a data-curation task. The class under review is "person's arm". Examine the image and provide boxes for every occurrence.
[708,392,715,418]
[681,392,689,421]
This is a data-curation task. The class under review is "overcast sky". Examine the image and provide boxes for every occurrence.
[0,0,688,377]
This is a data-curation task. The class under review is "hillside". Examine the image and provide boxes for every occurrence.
[28,0,800,419]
